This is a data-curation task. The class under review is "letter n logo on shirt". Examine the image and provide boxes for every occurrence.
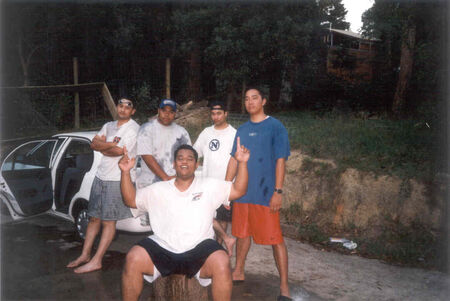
[209,139,220,151]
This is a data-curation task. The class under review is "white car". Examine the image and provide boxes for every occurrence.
[0,131,151,239]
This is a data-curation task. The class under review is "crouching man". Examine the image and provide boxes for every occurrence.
[118,139,250,301]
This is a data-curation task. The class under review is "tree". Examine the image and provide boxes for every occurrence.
[362,0,446,117]
[172,5,221,102]
[318,0,350,30]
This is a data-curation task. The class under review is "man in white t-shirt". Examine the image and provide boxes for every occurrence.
[193,101,236,253]
[67,98,140,274]
[136,99,191,189]
[119,142,250,301]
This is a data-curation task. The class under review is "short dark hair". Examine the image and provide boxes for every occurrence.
[174,144,198,162]
[209,101,227,112]
[245,86,267,100]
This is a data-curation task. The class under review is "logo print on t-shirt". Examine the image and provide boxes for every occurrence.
[113,136,121,143]
[192,192,203,201]
[209,139,220,151]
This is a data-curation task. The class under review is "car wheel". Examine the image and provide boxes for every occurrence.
[75,208,89,240]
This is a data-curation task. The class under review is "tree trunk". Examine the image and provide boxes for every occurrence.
[392,22,416,117]
[268,60,282,111]
[226,82,237,112]
[187,45,202,102]
[241,80,246,114]
[151,274,208,301]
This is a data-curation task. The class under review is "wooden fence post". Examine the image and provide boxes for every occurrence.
[73,57,80,129]
[165,58,171,99]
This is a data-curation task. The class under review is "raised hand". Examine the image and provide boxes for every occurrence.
[234,136,250,163]
[118,146,136,172]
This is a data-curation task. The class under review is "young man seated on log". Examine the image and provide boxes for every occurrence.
[118,140,250,301]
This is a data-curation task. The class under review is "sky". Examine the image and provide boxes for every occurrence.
[341,0,374,32]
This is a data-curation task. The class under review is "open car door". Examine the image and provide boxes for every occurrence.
[1,139,57,216]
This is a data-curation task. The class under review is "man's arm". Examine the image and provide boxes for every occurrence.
[269,158,286,212]
[229,137,250,201]
[101,146,124,157]
[90,135,117,151]
[225,157,237,181]
[119,151,137,208]
[90,135,126,157]
[141,155,175,181]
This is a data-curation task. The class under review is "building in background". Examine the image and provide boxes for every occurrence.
[324,28,380,81]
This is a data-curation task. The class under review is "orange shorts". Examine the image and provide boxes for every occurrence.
[231,202,284,245]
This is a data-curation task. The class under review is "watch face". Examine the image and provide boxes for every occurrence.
[275,188,283,194]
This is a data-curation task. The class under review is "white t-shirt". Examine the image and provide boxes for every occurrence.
[133,177,232,253]
[193,125,236,179]
[95,119,139,181]
[136,119,191,188]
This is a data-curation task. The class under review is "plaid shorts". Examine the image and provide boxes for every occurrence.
[88,177,133,221]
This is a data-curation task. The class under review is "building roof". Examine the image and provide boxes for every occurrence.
[330,28,380,42]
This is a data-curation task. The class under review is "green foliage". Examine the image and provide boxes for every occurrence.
[297,223,329,244]
[130,82,160,120]
[361,0,446,116]
[357,220,437,267]
[276,111,438,180]
[318,0,350,30]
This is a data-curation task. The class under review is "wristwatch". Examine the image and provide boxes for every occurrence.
[274,188,283,194]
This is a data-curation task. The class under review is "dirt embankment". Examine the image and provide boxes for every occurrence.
[282,150,447,267]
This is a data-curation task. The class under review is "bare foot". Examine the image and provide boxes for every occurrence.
[67,255,90,268]
[232,269,245,282]
[224,235,236,257]
[73,260,102,274]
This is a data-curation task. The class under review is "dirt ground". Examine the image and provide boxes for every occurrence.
[239,230,449,300]
[1,205,449,300]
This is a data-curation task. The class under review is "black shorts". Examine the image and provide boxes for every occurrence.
[216,204,232,222]
[137,238,225,278]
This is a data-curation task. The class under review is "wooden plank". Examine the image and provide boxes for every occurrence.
[0,82,105,93]
[2,81,118,120]
[101,83,118,120]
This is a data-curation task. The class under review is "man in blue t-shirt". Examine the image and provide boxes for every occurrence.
[225,87,291,300]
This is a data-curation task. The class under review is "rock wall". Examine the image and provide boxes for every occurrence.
[284,150,446,238]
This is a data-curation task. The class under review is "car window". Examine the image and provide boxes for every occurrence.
[2,140,57,171]
[61,139,94,170]
[50,137,67,167]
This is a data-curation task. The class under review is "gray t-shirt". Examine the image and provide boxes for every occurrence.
[136,119,191,188]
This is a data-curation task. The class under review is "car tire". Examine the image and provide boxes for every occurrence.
[75,208,89,240]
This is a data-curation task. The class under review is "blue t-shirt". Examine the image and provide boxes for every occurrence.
[231,116,290,207]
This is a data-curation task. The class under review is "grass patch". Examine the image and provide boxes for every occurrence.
[297,223,329,244]
[276,111,438,181]
[356,221,438,268]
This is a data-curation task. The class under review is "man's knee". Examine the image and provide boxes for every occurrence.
[201,250,230,278]
[101,219,116,226]
[124,246,153,275]
[211,250,231,274]
[89,216,101,224]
